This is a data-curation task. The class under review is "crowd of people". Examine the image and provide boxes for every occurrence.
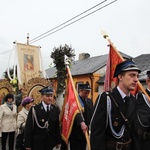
[0,59,150,150]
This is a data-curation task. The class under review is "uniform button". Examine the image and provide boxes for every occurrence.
[113,121,119,126]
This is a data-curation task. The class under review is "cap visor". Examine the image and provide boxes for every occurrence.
[123,67,141,73]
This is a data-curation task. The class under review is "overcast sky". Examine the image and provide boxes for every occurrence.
[0,0,150,78]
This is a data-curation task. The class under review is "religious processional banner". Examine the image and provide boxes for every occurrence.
[16,43,41,88]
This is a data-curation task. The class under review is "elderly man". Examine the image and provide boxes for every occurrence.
[24,86,61,150]
[90,59,141,150]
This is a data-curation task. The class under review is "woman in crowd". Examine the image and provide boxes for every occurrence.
[16,97,34,150]
[0,93,17,150]
[17,97,34,131]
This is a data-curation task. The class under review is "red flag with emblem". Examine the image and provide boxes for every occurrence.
[61,67,80,144]
[61,66,91,149]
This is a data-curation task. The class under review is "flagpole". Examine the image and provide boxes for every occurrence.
[101,30,150,101]
[66,65,91,150]
[65,56,91,150]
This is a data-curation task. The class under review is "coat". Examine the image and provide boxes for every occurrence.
[90,87,139,150]
[0,103,17,133]
[17,107,28,131]
[135,92,150,150]
[24,102,61,150]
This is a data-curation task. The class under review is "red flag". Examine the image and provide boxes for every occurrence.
[103,45,123,91]
[61,66,91,149]
[103,36,150,100]
[61,67,80,144]
[103,45,141,96]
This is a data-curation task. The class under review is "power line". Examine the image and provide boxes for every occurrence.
[29,0,107,42]
[0,0,117,55]
[30,0,117,44]
[31,0,117,58]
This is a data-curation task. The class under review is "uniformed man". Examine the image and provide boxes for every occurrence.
[69,82,93,150]
[24,86,61,150]
[90,59,141,150]
[136,70,150,150]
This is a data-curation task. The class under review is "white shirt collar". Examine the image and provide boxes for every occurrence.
[42,101,51,111]
[117,86,130,99]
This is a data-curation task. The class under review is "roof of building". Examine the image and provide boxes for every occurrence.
[133,54,150,80]
[45,51,132,78]
[133,54,150,72]
[45,54,107,78]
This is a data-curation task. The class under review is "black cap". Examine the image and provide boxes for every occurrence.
[79,83,91,90]
[39,86,54,95]
[146,70,150,77]
[114,59,141,77]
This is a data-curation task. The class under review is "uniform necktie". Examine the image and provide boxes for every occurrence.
[83,99,87,110]
[82,99,88,124]
[47,105,50,114]
[124,96,130,111]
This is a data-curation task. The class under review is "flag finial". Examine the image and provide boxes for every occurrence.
[101,30,109,39]
[27,33,29,45]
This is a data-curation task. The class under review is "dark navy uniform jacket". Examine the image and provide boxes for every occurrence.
[24,102,61,150]
[135,91,150,150]
[90,87,139,150]
[136,91,150,132]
